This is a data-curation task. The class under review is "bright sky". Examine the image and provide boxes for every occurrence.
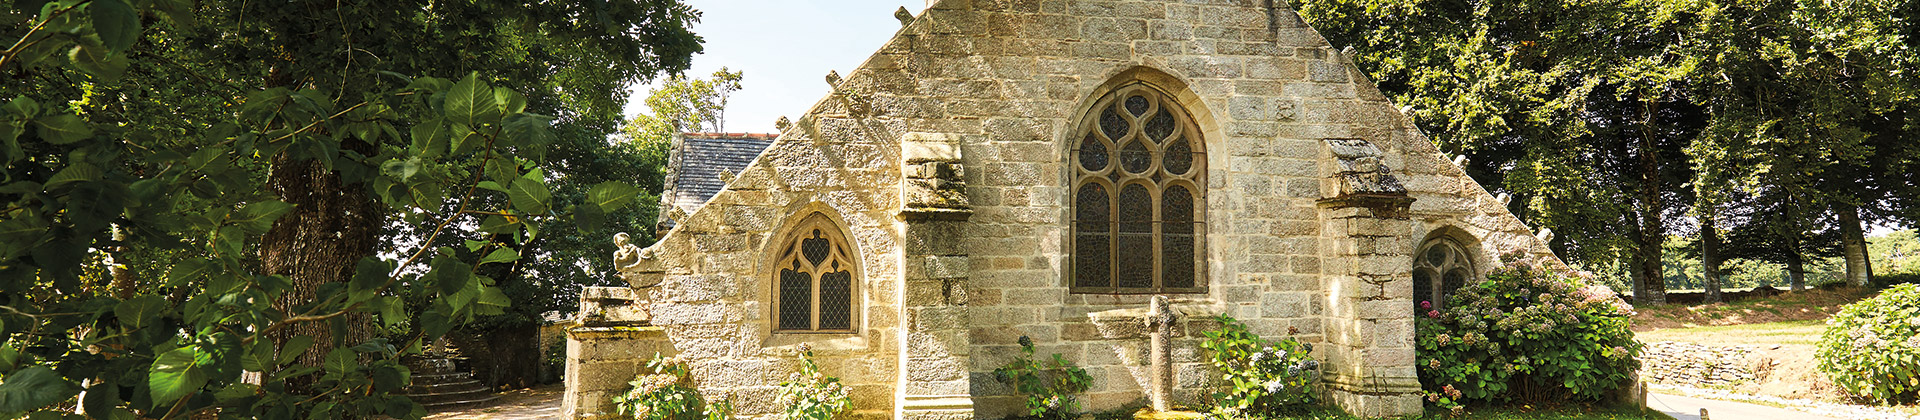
[621,0,927,134]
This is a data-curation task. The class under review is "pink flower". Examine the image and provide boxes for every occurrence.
[1421,300,1433,310]
[1427,310,1440,319]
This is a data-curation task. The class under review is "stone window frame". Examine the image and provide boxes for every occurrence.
[770,211,860,334]
[1067,80,1209,295]
[1413,236,1476,312]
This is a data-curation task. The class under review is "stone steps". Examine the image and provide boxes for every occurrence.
[405,357,500,410]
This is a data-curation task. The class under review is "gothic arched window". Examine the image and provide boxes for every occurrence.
[1071,83,1206,294]
[1414,237,1474,312]
[774,213,856,332]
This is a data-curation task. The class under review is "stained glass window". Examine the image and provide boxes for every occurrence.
[1070,83,1206,294]
[1414,237,1475,312]
[775,213,858,332]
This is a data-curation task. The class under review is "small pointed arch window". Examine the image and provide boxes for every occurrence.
[774,213,857,332]
[1413,237,1475,312]
[1070,82,1207,294]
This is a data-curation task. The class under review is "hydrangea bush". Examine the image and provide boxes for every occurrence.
[613,354,734,420]
[1817,283,1920,403]
[779,345,851,420]
[1199,315,1320,416]
[1416,256,1641,410]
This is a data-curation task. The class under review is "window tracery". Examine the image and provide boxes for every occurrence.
[775,213,856,332]
[1071,83,1206,294]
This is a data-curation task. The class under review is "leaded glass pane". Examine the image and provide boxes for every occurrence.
[1164,138,1192,175]
[1443,268,1468,301]
[1162,186,1194,288]
[1146,109,1176,141]
[1414,269,1435,311]
[1125,95,1149,116]
[780,269,812,330]
[1079,133,1108,171]
[1426,246,1447,267]
[819,270,852,330]
[1076,184,1112,288]
[1117,184,1153,289]
[1120,141,1151,174]
[1101,107,1128,141]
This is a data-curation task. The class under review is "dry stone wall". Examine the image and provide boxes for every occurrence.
[1637,342,1759,387]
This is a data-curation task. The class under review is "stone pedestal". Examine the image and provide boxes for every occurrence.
[1317,138,1423,417]
[896,132,975,420]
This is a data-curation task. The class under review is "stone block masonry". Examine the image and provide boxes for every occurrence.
[1638,342,1760,387]
[566,0,1572,418]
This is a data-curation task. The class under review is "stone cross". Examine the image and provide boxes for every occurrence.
[1146,295,1177,412]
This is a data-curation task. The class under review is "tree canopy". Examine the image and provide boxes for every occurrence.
[0,0,700,418]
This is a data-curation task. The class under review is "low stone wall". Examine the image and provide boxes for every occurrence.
[1636,342,1757,387]
[563,326,674,419]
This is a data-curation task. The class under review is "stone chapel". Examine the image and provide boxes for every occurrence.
[563,0,1565,418]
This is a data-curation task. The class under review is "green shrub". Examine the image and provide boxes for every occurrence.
[1198,315,1320,416]
[613,354,734,420]
[1416,257,1641,408]
[779,345,851,420]
[993,336,1095,419]
[1817,283,1920,403]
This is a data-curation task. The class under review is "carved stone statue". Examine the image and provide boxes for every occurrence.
[613,232,642,271]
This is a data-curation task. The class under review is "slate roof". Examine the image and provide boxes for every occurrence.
[664,132,776,215]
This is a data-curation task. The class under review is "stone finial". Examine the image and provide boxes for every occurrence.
[894,6,914,26]
[1400,104,1414,114]
[775,116,791,131]
[1536,228,1555,243]
[717,169,735,184]
[1452,155,1469,167]
[825,70,842,87]
[1496,193,1512,205]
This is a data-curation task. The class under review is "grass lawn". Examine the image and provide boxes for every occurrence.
[1635,319,1827,346]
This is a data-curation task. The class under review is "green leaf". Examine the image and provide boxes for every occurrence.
[277,336,313,366]
[478,248,518,265]
[587,181,644,212]
[149,346,207,405]
[349,257,390,302]
[0,367,79,416]
[42,162,102,190]
[114,295,168,329]
[91,0,141,53]
[429,254,471,296]
[477,215,519,234]
[67,42,127,82]
[506,177,551,215]
[322,348,355,378]
[166,258,214,288]
[443,73,500,127]
[32,114,90,144]
[501,112,552,148]
[380,157,422,181]
[3,96,40,118]
[371,365,408,392]
[409,119,449,158]
[233,200,295,235]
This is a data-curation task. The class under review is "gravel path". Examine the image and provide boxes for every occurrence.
[424,385,564,420]
[1654,385,1920,420]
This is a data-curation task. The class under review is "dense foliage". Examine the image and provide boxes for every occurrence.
[0,0,699,418]
[1416,258,1641,410]
[1198,315,1320,416]
[992,336,1094,420]
[777,346,850,420]
[1817,284,1920,403]
[1301,0,1920,303]
[614,354,733,420]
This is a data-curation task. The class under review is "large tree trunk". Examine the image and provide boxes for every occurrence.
[1701,210,1723,304]
[1635,101,1667,305]
[1785,232,1808,291]
[261,156,382,390]
[1838,204,1871,287]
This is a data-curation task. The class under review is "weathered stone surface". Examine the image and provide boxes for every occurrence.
[568,0,1571,418]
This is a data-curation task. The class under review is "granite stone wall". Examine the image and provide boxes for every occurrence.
[1637,342,1759,387]
[567,0,1566,418]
